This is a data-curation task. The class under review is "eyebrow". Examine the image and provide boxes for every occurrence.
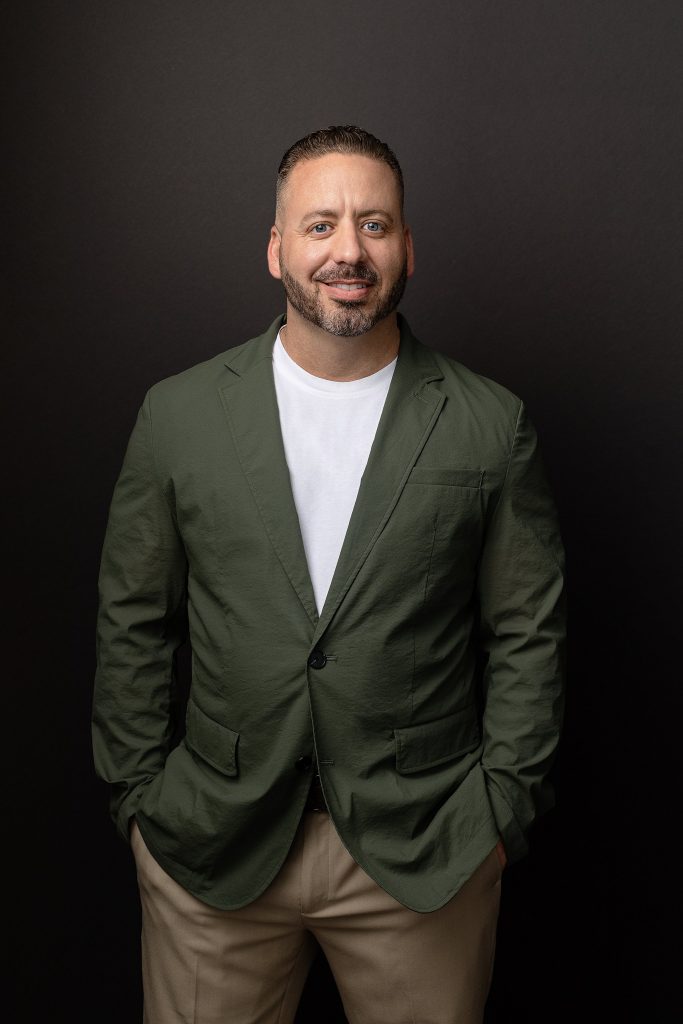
[298,209,396,227]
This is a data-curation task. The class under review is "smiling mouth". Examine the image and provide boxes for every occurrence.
[319,280,374,299]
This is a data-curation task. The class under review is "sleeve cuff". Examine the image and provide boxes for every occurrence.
[485,779,529,864]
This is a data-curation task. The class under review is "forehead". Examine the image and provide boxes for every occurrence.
[281,153,401,216]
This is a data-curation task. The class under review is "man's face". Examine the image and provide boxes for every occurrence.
[267,153,414,337]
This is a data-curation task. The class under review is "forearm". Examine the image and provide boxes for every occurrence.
[476,401,566,861]
[92,393,189,841]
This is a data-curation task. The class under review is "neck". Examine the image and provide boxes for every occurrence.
[279,308,400,381]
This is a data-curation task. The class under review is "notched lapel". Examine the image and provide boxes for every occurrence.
[314,318,446,642]
[218,320,318,626]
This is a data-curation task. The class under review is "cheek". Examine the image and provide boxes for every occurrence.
[378,245,407,276]
[290,247,326,279]
[307,245,333,272]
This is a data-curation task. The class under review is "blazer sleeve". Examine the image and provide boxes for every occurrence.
[476,400,566,863]
[92,390,188,842]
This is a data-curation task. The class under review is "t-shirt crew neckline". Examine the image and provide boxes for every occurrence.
[273,333,397,395]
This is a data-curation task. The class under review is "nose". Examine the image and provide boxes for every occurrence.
[330,219,366,265]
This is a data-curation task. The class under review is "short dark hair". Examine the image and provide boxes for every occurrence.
[276,125,404,219]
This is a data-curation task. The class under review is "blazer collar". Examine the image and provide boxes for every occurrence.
[218,314,446,637]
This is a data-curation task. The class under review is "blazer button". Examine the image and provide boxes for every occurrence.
[295,755,313,772]
[308,649,327,670]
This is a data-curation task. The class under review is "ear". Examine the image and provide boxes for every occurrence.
[267,226,282,280]
[404,225,415,278]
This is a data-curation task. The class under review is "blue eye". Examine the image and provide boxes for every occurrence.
[364,221,382,232]
[312,223,329,234]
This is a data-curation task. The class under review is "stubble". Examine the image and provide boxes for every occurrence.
[279,256,408,338]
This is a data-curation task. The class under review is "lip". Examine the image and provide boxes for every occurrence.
[320,280,374,300]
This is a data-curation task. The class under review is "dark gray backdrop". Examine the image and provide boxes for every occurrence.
[4,1,682,1020]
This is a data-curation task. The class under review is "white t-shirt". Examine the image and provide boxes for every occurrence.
[272,333,396,614]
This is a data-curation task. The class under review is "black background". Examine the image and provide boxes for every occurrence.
[4,2,682,1021]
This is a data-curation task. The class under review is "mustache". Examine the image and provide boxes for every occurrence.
[314,266,378,285]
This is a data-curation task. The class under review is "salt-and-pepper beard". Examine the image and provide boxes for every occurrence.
[278,257,408,338]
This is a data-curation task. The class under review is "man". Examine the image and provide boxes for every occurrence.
[93,125,565,1023]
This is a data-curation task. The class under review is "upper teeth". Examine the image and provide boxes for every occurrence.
[333,283,366,290]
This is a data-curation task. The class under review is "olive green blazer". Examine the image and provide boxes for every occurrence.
[93,314,565,912]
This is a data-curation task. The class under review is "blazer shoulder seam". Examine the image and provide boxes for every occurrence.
[486,397,524,521]
[143,389,182,528]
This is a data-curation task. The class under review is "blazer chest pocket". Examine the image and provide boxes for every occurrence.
[185,697,239,777]
[394,704,480,774]
[408,467,484,489]
[402,467,486,586]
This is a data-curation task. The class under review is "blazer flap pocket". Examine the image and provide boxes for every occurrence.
[186,698,239,777]
[394,704,480,774]
[408,467,484,488]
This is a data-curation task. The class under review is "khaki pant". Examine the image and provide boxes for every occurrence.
[132,814,503,1024]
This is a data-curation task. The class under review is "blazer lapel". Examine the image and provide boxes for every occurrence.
[313,316,445,643]
[218,317,318,627]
